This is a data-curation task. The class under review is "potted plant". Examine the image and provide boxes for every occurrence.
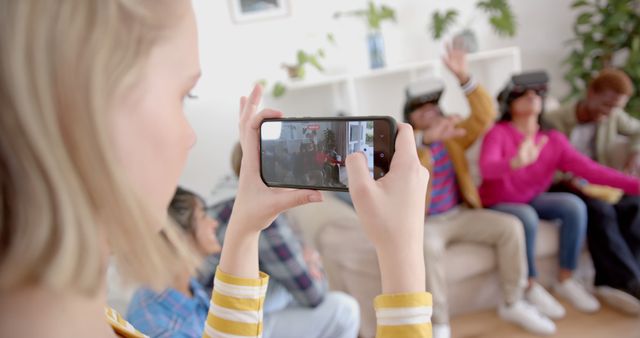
[563,0,640,116]
[430,0,517,52]
[281,49,326,80]
[334,1,396,69]
[257,79,287,98]
[260,34,338,99]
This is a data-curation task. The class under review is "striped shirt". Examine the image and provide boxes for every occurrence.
[204,269,269,338]
[428,142,460,215]
[109,268,433,338]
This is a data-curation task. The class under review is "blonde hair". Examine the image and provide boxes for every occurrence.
[0,0,197,295]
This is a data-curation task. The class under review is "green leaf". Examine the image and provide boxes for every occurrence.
[296,67,306,79]
[307,56,324,72]
[606,12,628,27]
[327,33,336,45]
[272,82,286,98]
[477,0,517,37]
[571,0,590,8]
[561,0,640,103]
[576,12,592,25]
[380,5,396,22]
[367,1,379,29]
[489,12,516,37]
[430,9,459,40]
[632,36,640,53]
[296,50,307,65]
[335,2,395,31]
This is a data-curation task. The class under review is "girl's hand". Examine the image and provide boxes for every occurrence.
[346,123,429,294]
[231,84,323,235]
[219,84,323,279]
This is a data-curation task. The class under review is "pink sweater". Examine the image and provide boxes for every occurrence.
[478,122,639,207]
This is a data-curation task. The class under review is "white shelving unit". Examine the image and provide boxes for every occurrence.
[263,47,522,122]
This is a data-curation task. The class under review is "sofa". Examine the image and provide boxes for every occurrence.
[286,195,576,338]
[286,136,629,338]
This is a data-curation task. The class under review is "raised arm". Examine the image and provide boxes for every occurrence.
[555,132,640,195]
[442,44,496,150]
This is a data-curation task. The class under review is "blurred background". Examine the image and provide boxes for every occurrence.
[181,0,639,200]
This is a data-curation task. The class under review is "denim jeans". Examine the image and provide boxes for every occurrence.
[492,192,588,278]
[550,184,640,292]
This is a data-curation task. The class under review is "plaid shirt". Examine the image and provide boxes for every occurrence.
[199,198,328,308]
[126,279,209,338]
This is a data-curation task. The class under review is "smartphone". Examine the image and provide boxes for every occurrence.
[259,116,397,191]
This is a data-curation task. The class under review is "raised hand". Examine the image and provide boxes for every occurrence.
[421,115,467,144]
[511,135,549,169]
[232,84,323,230]
[219,84,323,278]
[442,43,470,85]
[346,123,429,294]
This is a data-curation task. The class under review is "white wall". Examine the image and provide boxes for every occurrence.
[181,0,576,198]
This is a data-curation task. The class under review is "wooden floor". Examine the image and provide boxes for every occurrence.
[450,300,640,338]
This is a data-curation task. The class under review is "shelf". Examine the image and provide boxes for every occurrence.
[285,74,349,90]
[282,47,520,91]
[263,47,521,120]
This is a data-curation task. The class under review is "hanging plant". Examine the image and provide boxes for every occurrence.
[429,0,517,40]
[334,1,396,32]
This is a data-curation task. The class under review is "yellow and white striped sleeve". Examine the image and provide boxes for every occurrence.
[203,268,269,338]
[105,307,148,338]
[374,292,433,338]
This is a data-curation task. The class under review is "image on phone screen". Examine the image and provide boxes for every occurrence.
[260,117,395,191]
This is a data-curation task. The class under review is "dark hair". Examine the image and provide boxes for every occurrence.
[168,187,205,233]
[589,68,634,96]
[402,102,443,128]
[497,90,549,129]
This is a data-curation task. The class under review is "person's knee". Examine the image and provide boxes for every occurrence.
[493,212,526,242]
[507,205,539,236]
[323,292,360,334]
[558,193,588,228]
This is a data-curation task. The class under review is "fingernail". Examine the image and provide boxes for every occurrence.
[309,194,323,202]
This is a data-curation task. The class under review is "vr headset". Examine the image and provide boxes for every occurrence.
[403,77,445,122]
[497,71,549,115]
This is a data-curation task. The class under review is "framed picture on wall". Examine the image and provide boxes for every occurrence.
[229,0,290,24]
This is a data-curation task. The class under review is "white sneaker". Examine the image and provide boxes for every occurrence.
[526,282,566,319]
[596,286,640,316]
[498,300,556,335]
[553,278,600,313]
[432,324,451,338]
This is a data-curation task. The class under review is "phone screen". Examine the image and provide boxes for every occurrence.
[260,117,396,191]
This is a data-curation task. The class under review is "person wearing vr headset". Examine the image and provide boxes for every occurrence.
[478,71,640,319]
[543,69,640,315]
[404,45,555,338]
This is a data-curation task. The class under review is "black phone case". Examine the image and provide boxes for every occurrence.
[259,116,397,192]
